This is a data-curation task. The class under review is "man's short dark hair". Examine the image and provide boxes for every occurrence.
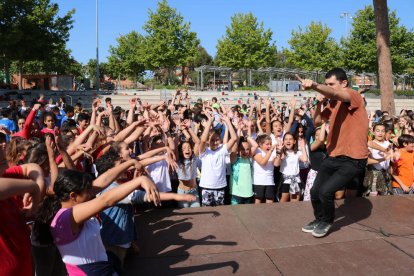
[325,68,348,84]
[105,97,112,103]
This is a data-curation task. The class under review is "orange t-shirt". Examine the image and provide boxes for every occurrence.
[321,89,369,159]
[392,149,414,188]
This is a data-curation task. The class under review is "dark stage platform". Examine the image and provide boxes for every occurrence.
[125,196,414,275]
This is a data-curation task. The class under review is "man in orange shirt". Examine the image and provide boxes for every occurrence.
[297,68,369,238]
[391,134,414,194]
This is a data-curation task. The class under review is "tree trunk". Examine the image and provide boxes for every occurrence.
[373,0,395,115]
[181,66,186,85]
[18,61,23,90]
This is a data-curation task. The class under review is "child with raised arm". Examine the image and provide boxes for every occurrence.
[174,120,202,208]
[37,170,160,275]
[229,120,258,205]
[94,150,194,270]
[274,132,308,202]
[364,123,393,196]
[197,112,237,206]
[252,134,278,203]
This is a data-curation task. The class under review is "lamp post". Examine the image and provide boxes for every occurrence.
[340,12,353,37]
[96,0,100,92]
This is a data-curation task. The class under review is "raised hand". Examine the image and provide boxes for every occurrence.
[298,138,306,150]
[129,98,137,109]
[45,135,55,152]
[295,74,317,90]
[290,98,297,107]
[33,103,41,111]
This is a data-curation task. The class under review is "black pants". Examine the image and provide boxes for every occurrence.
[310,156,367,223]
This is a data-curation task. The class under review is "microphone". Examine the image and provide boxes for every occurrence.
[305,98,329,112]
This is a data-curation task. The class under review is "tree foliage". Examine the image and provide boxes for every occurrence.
[215,12,277,69]
[85,59,107,80]
[342,5,414,74]
[0,0,74,87]
[142,0,199,71]
[106,31,146,81]
[0,0,74,63]
[284,21,341,71]
[190,46,213,68]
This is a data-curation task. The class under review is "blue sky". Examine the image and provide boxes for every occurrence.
[54,0,414,64]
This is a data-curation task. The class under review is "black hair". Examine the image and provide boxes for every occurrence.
[149,135,163,149]
[41,111,56,126]
[325,68,349,85]
[51,106,60,113]
[0,132,6,143]
[294,123,307,141]
[77,113,90,123]
[36,170,94,243]
[64,105,74,114]
[95,149,120,175]
[105,97,112,103]
[1,107,12,118]
[61,119,77,134]
[397,134,414,148]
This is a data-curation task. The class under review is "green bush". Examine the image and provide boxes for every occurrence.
[235,86,268,91]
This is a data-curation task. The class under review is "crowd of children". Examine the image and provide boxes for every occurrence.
[1,89,414,275]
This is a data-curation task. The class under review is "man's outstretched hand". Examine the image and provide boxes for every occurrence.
[295,74,317,90]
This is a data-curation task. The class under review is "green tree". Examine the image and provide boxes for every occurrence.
[342,5,414,75]
[106,31,146,84]
[215,12,277,70]
[190,46,213,68]
[284,21,341,71]
[12,46,82,78]
[85,59,107,88]
[0,0,74,89]
[142,0,199,84]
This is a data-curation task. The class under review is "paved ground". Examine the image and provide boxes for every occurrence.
[124,196,414,275]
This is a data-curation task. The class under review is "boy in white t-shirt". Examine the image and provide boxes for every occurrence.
[197,112,237,206]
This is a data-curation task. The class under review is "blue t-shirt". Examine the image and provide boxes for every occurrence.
[0,118,16,141]
[99,182,146,246]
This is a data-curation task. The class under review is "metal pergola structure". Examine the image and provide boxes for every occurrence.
[194,65,232,91]
[194,65,413,91]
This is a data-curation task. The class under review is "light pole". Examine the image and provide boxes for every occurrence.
[340,12,353,37]
[96,0,100,92]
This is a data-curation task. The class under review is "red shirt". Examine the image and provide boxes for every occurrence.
[0,198,32,276]
[0,166,32,276]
